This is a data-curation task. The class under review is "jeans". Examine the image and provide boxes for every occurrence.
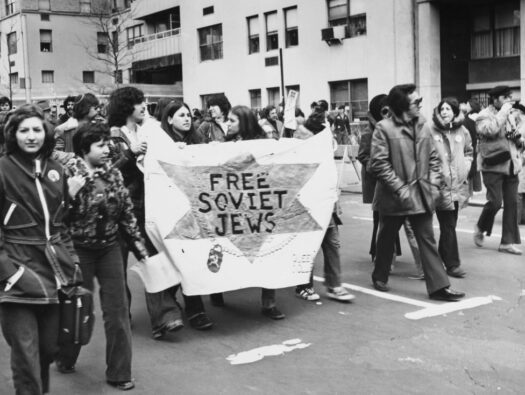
[478,171,520,244]
[0,303,60,395]
[373,213,450,295]
[297,224,343,291]
[56,242,132,382]
[436,202,460,270]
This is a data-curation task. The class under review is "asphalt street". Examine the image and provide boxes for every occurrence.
[1,192,524,395]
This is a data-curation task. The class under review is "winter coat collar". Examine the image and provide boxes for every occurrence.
[8,151,49,179]
[66,156,113,183]
[432,107,465,131]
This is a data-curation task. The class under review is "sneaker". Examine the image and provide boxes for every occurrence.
[326,286,355,302]
[295,287,320,301]
[107,380,135,391]
[152,319,184,340]
[473,226,484,247]
[498,244,522,255]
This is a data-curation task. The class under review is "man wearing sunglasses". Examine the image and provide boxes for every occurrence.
[369,83,465,302]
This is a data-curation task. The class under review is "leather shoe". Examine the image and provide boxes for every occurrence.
[56,361,75,374]
[446,267,466,278]
[261,306,285,320]
[188,313,214,330]
[429,287,465,302]
[498,244,522,255]
[372,280,389,292]
[107,380,135,391]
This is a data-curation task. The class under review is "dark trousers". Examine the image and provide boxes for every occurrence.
[372,213,450,295]
[436,202,460,270]
[370,210,401,258]
[478,171,520,244]
[56,243,132,382]
[0,303,59,395]
[145,286,182,333]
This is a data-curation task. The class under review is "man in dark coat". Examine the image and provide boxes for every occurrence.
[370,83,465,301]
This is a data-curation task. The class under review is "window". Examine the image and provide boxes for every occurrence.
[41,70,54,83]
[267,87,280,107]
[265,56,278,66]
[80,0,91,13]
[471,3,520,59]
[83,71,95,84]
[5,0,15,15]
[265,11,278,51]
[126,25,143,48]
[247,15,260,54]
[249,89,261,110]
[97,32,108,53]
[198,24,223,61]
[111,31,119,53]
[327,0,367,37]
[40,13,50,21]
[9,72,18,86]
[115,69,122,84]
[38,0,50,10]
[203,6,214,15]
[7,32,17,55]
[330,79,368,120]
[40,30,52,52]
[285,7,298,47]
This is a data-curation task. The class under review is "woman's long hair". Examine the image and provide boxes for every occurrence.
[230,105,266,141]
[160,100,202,144]
[4,104,55,158]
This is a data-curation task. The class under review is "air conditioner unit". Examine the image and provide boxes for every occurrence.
[321,27,334,41]
[333,25,346,39]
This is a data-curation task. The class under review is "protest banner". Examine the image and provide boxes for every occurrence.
[283,90,298,131]
[143,127,338,295]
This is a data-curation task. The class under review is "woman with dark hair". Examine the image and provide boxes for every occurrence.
[55,93,100,155]
[153,98,172,123]
[146,100,213,333]
[0,104,80,394]
[56,123,147,390]
[197,94,231,142]
[206,105,286,319]
[424,97,472,278]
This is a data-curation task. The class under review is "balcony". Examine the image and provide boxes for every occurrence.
[129,28,181,62]
[131,0,179,20]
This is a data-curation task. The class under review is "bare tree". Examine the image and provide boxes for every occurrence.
[75,2,140,93]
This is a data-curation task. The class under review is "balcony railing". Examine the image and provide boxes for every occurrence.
[128,27,180,48]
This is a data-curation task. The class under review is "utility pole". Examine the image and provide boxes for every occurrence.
[279,48,285,105]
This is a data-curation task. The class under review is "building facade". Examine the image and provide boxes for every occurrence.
[0,0,524,119]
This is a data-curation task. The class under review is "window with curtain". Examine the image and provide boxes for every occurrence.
[247,15,259,54]
[97,32,108,53]
[267,87,280,107]
[80,0,91,13]
[265,11,278,51]
[249,89,262,110]
[494,3,520,57]
[285,7,298,47]
[198,24,223,61]
[471,3,520,59]
[5,0,15,15]
[327,0,347,27]
[40,30,52,52]
[42,70,54,83]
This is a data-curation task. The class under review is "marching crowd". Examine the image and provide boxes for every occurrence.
[0,81,523,394]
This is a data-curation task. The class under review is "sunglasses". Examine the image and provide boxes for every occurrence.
[410,97,423,107]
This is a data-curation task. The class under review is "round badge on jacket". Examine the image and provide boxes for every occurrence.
[433,135,442,142]
[455,135,462,143]
[47,169,60,182]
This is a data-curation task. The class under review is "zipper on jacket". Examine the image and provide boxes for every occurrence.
[3,203,16,225]
[74,297,82,344]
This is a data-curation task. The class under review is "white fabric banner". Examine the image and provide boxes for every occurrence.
[143,126,338,295]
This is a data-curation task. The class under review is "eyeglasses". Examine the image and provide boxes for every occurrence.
[410,97,423,107]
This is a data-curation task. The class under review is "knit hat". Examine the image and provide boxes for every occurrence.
[488,85,511,98]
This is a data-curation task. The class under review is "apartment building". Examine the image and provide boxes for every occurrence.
[1,0,524,118]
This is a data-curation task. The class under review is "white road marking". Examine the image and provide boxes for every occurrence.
[351,216,525,241]
[226,339,311,365]
[313,275,502,320]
